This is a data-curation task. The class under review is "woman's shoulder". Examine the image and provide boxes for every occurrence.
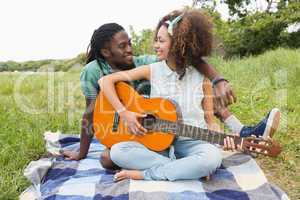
[149,60,162,64]
[148,60,166,68]
[148,61,170,74]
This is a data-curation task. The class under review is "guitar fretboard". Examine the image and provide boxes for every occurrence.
[153,118,242,146]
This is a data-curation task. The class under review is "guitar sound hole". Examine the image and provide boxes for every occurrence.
[141,114,156,131]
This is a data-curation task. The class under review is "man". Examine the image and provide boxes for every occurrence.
[62,23,280,164]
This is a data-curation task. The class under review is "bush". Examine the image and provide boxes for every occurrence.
[129,26,155,56]
[0,53,86,72]
[215,2,300,57]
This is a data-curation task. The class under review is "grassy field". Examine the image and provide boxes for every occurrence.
[0,48,299,199]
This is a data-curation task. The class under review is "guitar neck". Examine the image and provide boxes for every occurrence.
[155,119,242,146]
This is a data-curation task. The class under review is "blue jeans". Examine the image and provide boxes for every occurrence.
[110,137,222,181]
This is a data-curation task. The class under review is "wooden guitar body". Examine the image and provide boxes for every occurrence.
[93,82,178,151]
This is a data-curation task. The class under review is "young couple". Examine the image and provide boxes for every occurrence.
[63,9,281,182]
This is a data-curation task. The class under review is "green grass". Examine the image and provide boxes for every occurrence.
[0,48,299,199]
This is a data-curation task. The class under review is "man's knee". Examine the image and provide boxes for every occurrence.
[100,149,120,170]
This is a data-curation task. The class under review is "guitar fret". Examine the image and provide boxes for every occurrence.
[187,125,192,138]
[155,119,234,147]
[214,132,219,144]
[193,128,199,139]
[216,132,220,145]
[184,125,189,137]
[178,124,183,136]
[169,123,177,133]
[159,121,165,132]
[192,127,197,139]
[171,124,177,132]
[207,130,210,142]
[191,126,196,138]
[191,127,195,139]
[159,122,163,131]
[210,133,215,143]
[163,122,167,132]
[164,121,169,132]
[212,132,216,144]
[196,127,200,139]
[215,132,220,144]
[189,126,193,138]
[201,129,206,141]
[178,124,181,135]
[171,122,178,133]
[203,129,207,141]
[184,125,189,138]
[220,134,225,146]
[218,132,222,145]
[155,121,161,132]
[214,132,217,144]
[186,125,189,137]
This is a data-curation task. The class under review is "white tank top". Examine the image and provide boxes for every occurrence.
[149,60,207,129]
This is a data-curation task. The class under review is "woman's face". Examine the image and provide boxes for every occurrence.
[154,25,171,61]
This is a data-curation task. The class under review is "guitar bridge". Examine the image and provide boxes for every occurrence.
[112,112,119,132]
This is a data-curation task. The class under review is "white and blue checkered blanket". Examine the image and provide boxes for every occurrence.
[21,131,289,200]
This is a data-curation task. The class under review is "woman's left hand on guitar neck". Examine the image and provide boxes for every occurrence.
[223,134,241,151]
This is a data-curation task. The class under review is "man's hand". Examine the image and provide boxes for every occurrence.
[213,80,236,110]
[61,150,82,161]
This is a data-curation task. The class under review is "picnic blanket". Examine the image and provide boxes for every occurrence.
[20,131,289,200]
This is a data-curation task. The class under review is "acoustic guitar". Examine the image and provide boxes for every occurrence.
[93,82,281,157]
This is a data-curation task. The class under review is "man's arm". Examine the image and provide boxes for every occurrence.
[202,78,222,132]
[196,61,237,109]
[63,98,95,160]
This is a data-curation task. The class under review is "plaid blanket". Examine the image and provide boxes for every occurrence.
[20,131,289,200]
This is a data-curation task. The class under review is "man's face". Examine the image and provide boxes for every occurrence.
[106,31,134,70]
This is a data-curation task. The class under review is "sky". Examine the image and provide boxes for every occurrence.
[0,0,230,62]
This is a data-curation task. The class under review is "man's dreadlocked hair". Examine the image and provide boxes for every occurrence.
[155,9,213,79]
[86,23,124,65]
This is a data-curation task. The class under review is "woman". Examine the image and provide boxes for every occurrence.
[99,9,222,181]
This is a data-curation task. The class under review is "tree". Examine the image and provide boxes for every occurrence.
[129,26,155,56]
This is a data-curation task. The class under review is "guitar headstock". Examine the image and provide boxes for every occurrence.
[241,137,282,157]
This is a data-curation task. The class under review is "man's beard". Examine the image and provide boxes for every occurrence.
[109,50,134,70]
[115,62,135,70]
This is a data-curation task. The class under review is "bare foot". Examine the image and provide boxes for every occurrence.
[114,170,143,182]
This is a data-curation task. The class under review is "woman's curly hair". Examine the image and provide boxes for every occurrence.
[155,9,213,79]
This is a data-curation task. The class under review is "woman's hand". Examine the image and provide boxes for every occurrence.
[119,110,147,135]
[223,134,241,152]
